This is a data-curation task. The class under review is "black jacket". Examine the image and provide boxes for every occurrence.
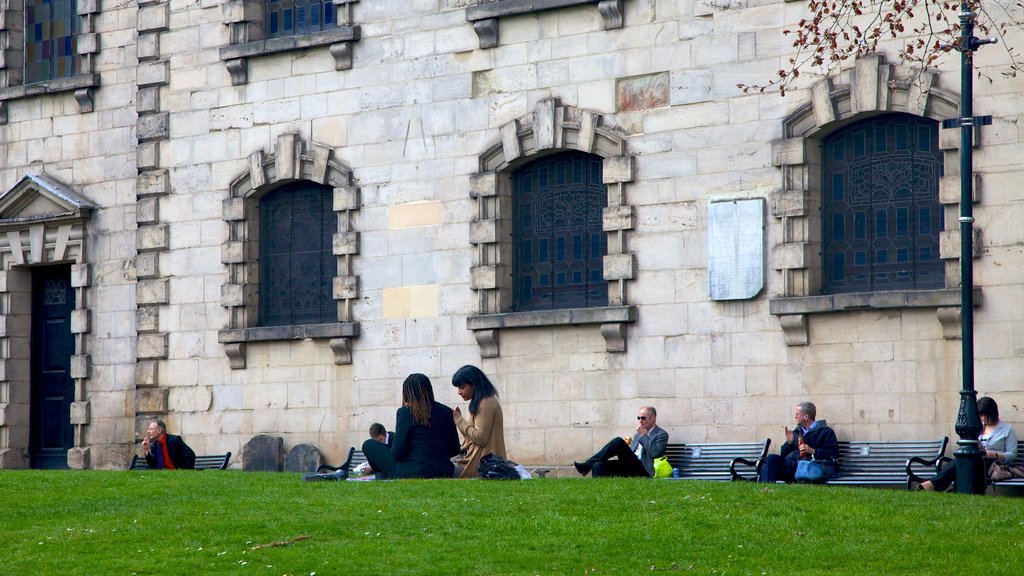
[144,434,196,469]
[390,402,460,479]
[781,420,839,474]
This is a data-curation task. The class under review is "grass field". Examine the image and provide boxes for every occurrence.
[2,470,1022,575]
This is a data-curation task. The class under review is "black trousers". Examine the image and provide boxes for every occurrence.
[362,439,396,479]
[758,454,797,483]
[928,458,994,491]
[585,437,650,478]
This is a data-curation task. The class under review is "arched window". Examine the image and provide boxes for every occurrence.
[822,113,944,294]
[512,151,607,311]
[259,181,336,326]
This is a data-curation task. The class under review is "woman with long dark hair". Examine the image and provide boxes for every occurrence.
[362,373,460,479]
[451,365,506,478]
[918,396,1018,491]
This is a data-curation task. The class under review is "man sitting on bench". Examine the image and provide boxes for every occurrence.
[758,401,837,483]
[142,419,196,470]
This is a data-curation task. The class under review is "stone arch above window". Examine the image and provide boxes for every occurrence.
[768,55,979,346]
[218,134,360,368]
[467,98,637,357]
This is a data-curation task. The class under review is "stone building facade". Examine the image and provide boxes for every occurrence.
[0,0,1021,469]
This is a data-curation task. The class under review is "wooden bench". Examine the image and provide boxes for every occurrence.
[663,439,771,481]
[129,452,232,470]
[831,438,948,488]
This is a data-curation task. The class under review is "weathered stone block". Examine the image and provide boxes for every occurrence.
[70,309,90,334]
[333,186,360,211]
[332,275,358,299]
[602,206,633,231]
[138,4,169,32]
[602,156,633,184]
[137,170,169,197]
[70,355,90,379]
[136,305,159,333]
[136,252,159,279]
[136,386,169,413]
[603,253,635,280]
[471,265,497,290]
[138,62,170,88]
[137,33,160,61]
[137,197,159,225]
[772,138,805,166]
[332,231,358,255]
[137,224,169,252]
[136,360,159,386]
[617,72,669,112]
[137,141,160,171]
[221,283,244,307]
[470,172,497,198]
[70,401,90,425]
[71,263,90,287]
[223,197,245,220]
[137,333,168,360]
[138,112,170,142]
[221,242,245,264]
[469,219,497,244]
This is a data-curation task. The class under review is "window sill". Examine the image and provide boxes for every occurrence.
[467,305,636,356]
[0,74,100,123]
[466,0,624,48]
[218,321,360,367]
[218,26,360,85]
[769,288,981,345]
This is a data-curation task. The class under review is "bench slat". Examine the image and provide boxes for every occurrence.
[129,452,231,471]
[665,439,770,481]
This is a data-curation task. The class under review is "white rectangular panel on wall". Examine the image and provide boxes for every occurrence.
[708,198,765,301]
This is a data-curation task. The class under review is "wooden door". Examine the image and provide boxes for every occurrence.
[30,265,75,469]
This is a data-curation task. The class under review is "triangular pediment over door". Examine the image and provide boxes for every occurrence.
[0,173,95,266]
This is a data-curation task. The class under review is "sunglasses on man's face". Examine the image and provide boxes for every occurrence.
[636,416,647,420]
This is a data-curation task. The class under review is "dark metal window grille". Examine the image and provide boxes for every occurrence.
[25,0,79,83]
[823,113,944,294]
[513,151,607,311]
[259,182,336,326]
[265,0,336,39]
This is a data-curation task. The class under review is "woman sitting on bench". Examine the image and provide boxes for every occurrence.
[918,396,1018,491]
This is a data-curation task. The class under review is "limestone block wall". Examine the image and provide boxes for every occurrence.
[0,0,1022,469]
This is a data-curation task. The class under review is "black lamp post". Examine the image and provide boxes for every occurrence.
[944,1,995,495]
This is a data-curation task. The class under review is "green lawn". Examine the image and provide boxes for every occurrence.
[2,470,1022,575]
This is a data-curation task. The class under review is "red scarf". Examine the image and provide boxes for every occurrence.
[157,434,177,470]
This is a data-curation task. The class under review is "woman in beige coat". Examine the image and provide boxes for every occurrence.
[452,365,506,478]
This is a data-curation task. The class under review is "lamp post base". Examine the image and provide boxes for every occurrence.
[954,439,986,494]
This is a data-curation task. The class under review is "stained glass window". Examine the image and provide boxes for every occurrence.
[24,0,80,84]
[259,182,336,326]
[265,0,336,39]
[822,113,944,294]
[513,152,608,311]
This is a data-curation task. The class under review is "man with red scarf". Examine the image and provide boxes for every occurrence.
[142,419,196,469]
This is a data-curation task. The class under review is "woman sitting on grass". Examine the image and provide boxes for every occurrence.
[451,365,506,478]
[918,396,1018,491]
[362,373,461,479]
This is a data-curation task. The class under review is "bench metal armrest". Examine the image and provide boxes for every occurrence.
[731,438,771,481]
[730,456,761,481]
[317,446,356,473]
[906,455,946,485]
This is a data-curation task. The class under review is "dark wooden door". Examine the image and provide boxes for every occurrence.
[30,265,75,469]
